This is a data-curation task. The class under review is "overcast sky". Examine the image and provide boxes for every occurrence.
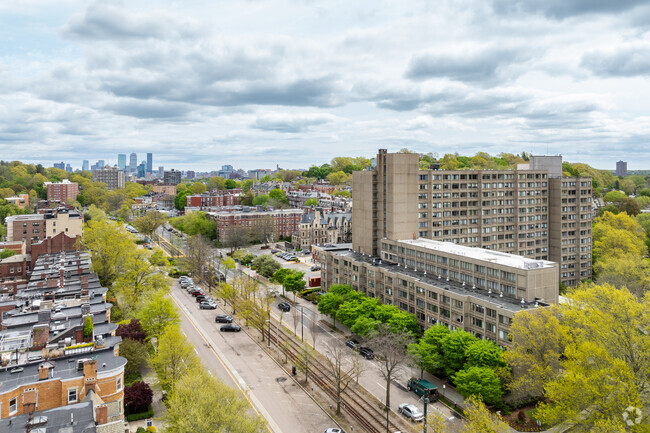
[2,0,649,171]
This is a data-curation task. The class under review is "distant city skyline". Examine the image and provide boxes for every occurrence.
[3,1,650,170]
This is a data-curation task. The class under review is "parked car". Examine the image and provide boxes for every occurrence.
[277,302,291,312]
[200,301,217,309]
[310,265,321,271]
[398,403,424,422]
[220,323,241,332]
[346,339,360,350]
[190,289,205,297]
[324,429,346,433]
[179,276,192,282]
[196,295,209,303]
[215,314,233,323]
[359,347,374,360]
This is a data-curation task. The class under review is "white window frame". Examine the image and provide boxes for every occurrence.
[68,387,78,404]
[9,397,17,415]
[116,376,122,392]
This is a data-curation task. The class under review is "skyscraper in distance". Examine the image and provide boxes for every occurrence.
[82,160,89,171]
[146,153,153,173]
[129,153,137,173]
[118,154,127,170]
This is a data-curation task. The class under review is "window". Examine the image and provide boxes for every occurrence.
[10,397,17,414]
[116,376,123,392]
[68,388,77,404]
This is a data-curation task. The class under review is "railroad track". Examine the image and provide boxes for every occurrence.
[268,322,407,433]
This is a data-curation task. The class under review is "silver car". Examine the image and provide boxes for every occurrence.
[398,403,424,422]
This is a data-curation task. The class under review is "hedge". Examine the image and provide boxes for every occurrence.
[126,404,154,422]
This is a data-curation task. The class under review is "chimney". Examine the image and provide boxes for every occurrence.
[38,363,49,380]
[41,273,46,279]
[81,303,90,316]
[47,279,57,288]
[84,359,97,395]
[95,404,108,425]
[37,309,51,324]
[80,275,88,289]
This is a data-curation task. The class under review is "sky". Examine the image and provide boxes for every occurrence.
[1,0,650,171]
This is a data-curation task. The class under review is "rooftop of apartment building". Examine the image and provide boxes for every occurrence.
[0,336,125,391]
[395,238,556,270]
[208,206,304,217]
[0,399,97,432]
[327,247,552,313]
[299,210,352,225]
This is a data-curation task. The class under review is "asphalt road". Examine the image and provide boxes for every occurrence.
[169,279,339,433]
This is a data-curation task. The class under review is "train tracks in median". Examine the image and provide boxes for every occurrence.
[267,321,409,433]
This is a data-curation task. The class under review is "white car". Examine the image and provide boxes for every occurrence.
[398,403,424,422]
[324,429,346,433]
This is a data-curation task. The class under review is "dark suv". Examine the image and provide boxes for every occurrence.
[278,302,291,312]
[215,314,233,323]
[359,347,374,360]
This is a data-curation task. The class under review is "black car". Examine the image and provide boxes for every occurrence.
[220,323,241,332]
[277,302,291,312]
[359,347,374,360]
[196,295,209,303]
[310,265,321,271]
[215,314,233,323]
[200,301,216,309]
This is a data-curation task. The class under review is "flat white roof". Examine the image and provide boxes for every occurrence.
[396,238,556,270]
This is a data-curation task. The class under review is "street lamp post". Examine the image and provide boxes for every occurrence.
[300,306,304,342]
[265,318,271,348]
[386,404,389,433]
[442,384,446,401]
[421,396,430,433]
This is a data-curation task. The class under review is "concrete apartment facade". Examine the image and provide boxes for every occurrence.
[6,209,83,253]
[163,169,181,185]
[45,179,79,202]
[92,167,125,191]
[322,238,558,347]
[353,149,592,287]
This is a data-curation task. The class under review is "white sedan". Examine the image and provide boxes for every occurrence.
[398,403,424,422]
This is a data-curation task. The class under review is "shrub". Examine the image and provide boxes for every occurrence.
[126,405,154,422]
[125,381,154,414]
[116,319,147,343]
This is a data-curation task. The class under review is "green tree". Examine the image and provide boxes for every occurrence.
[460,395,511,433]
[174,190,188,210]
[441,330,477,377]
[150,325,201,392]
[350,316,379,336]
[163,370,266,433]
[268,188,288,205]
[113,250,170,317]
[224,179,237,189]
[119,338,149,379]
[83,315,93,338]
[132,211,167,239]
[83,219,136,286]
[282,271,306,302]
[465,340,505,369]
[304,198,319,207]
[317,292,346,327]
[252,194,269,207]
[252,254,280,278]
[189,183,207,194]
[453,366,503,406]
[138,292,180,344]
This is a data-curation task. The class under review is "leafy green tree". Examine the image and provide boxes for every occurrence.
[83,315,93,338]
[453,366,504,406]
[465,340,505,369]
[460,395,511,433]
[163,370,266,433]
[268,188,288,205]
[304,198,319,207]
[317,292,346,327]
[224,179,237,189]
[252,194,268,207]
[441,330,477,377]
[83,219,136,286]
[603,190,627,203]
[386,311,419,335]
[283,271,306,302]
[138,291,180,344]
[350,316,379,336]
[113,250,170,317]
[119,338,149,378]
[132,211,167,239]
[252,254,280,278]
[189,183,206,194]
[174,190,188,210]
[150,325,201,392]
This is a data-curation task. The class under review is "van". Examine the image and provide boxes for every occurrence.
[407,378,438,400]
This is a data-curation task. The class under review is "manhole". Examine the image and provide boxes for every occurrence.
[276,377,287,383]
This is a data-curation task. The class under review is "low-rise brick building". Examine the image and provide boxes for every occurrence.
[210,207,303,241]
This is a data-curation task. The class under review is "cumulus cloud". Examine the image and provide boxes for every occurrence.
[491,0,648,19]
[405,46,528,83]
[581,45,650,77]
[252,113,337,133]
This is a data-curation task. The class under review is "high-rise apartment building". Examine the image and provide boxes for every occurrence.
[53,162,65,170]
[44,179,79,202]
[163,169,181,185]
[137,161,146,178]
[117,153,127,170]
[82,160,89,171]
[616,160,627,177]
[92,166,125,190]
[146,152,153,173]
[129,153,137,173]
[352,150,592,287]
